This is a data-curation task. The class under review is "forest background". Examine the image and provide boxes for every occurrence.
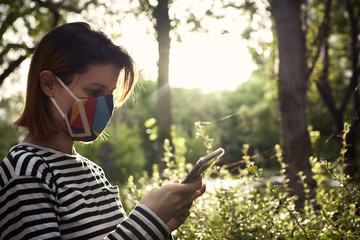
[1,0,360,239]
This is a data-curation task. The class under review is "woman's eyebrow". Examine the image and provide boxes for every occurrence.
[87,82,117,94]
[89,82,107,89]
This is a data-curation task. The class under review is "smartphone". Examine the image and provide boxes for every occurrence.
[181,148,225,184]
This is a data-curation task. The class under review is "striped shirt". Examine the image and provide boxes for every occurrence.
[0,143,170,240]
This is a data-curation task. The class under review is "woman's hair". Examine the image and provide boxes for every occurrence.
[14,22,135,139]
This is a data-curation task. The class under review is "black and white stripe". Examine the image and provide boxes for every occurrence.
[0,143,170,240]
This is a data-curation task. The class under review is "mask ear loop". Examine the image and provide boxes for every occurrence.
[54,76,79,100]
[51,75,91,138]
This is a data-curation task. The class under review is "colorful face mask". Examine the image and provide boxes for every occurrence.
[50,75,114,142]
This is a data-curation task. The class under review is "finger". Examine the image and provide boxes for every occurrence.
[189,184,207,201]
[173,179,180,184]
[185,201,193,209]
[197,184,206,196]
[175,206,191,219]
[176,177,202,192]
[175,184,206,209]
[181,207,191,217]
[200,183,206,194]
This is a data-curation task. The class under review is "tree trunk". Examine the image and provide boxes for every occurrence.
[311,0,360,180]
[271,0,317,209]
[154,0,172,163]
[344,0,360,178]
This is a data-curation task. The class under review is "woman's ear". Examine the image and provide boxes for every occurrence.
[39,70,57,97]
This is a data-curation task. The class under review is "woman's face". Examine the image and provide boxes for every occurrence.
[52,63,121,137]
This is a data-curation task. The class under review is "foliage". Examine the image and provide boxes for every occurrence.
[236,0,360,178]
[0,72,349,183]
[0,73,339,177]
[0,93,26,157]
[0,73,283,175]
[0,0,106,86]
[123,125,360,240]
[212,67,279,169]
[122,71,282,170]
[75,123,147,185]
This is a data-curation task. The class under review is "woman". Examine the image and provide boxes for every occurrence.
[0,22,205,240]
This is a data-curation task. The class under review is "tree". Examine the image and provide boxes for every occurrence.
[153,0,172,160]
[270,0,317,209]
[226,0,317,208]
[305,0,360,180]
[215,67,280,170]
[126,0,218,164]
[127,0,172,163]
[227,0,360,208]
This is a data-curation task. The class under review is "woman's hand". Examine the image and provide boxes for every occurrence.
[166,180,206,231]
[139,177,206,228]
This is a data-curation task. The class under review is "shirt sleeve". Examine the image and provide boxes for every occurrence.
[105,203,171,240]
[0,176,61,240]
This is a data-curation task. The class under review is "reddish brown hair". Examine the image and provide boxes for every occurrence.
[14,22,135,139]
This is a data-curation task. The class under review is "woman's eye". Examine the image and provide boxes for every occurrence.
[86,89,102,98]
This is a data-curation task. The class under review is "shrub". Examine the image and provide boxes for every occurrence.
[75,123,146,185]
[122,126,360,239]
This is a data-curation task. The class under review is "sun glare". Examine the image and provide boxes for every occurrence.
[118,16,257,93]
[170,33,256,93]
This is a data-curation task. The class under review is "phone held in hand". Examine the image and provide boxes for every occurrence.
[181,148,225,184]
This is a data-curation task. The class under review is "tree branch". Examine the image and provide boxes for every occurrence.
[0,10,19,40]
[339,0,360,115]
[315,43,343,131]
[0,44,33,65]
[306,0,331,78]
[0,55,28,86]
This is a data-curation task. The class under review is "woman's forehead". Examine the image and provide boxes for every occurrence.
[74,64,121,88]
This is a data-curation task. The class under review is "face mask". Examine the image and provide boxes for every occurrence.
[50,75,114,142]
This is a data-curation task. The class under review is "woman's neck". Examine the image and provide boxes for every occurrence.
[23,133,75,155]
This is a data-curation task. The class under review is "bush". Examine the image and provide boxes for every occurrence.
[122,125,360,240]
[75,123,146,185]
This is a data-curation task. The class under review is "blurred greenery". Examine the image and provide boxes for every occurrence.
[0,67,279,183]
[0,70,352,184]
[0,69,356,184]
[0,93,26,157]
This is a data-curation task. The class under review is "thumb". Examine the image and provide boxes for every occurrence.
[180,177,202,192]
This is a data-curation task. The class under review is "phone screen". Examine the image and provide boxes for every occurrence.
[181,148,225,184]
